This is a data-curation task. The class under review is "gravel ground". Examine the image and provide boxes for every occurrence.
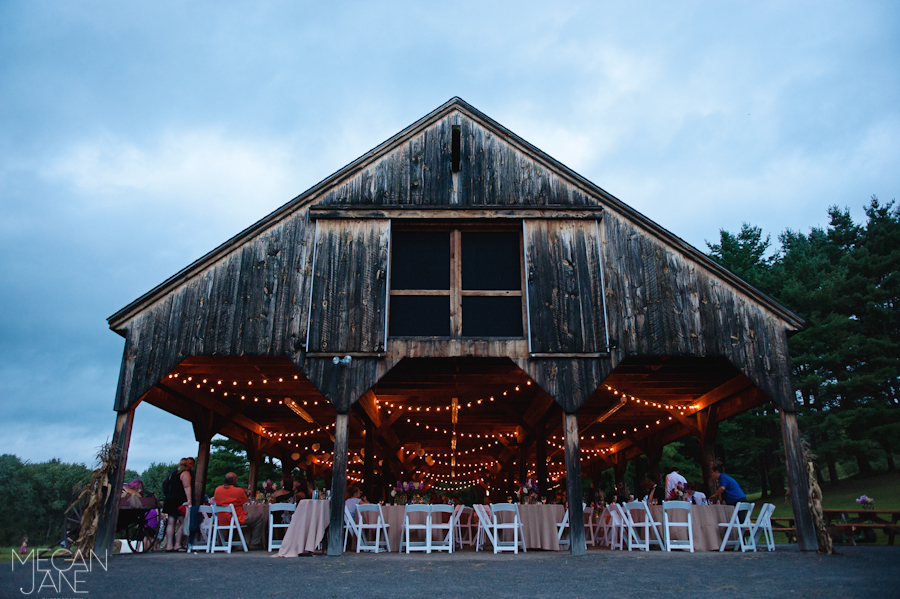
[2,545,897,599]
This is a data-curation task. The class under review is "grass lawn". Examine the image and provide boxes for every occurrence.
[0,547,60,563]
[747,470,900,545]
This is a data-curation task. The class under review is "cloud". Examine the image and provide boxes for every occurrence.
[45,129,305,227]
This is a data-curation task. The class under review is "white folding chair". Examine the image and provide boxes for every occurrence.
[751,503,776,551]
[584,506,600,546]
[489,503,526,554]
[268,503,296,552]
[608,505,626,550]
[623,501,663,551]
[473,504,496,552]
[355,504,391,553]
[455,506,475,548]
[187,504,215,552]
[401,505,431,553]
[718,502,757,552]
[429,504,456,553]
[343,506,359,552]
[210,505,248,553]
[662,500,694,552]
[557,509,570,550]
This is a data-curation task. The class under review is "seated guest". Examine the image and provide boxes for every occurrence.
[345,486,367,518]
[686,482,708,505]
[292,475,310,501]
[213,472,267,549]
[643,479,664,504]
[271,476,293,503]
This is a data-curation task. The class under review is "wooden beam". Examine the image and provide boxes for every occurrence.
[95,402,138,556]
[328,412,350,556]
[780,410,818,551]
[563,411,586,555]
[309,205,605,220]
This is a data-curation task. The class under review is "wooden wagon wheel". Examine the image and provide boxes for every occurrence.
[63,497,86,550]
[123,516,146,553]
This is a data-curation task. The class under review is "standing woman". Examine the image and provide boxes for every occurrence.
[163,457,195,552]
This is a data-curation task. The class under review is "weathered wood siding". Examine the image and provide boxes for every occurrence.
[598,214,797,410]
[307,220,390,353]
[316,115,595,209]
[113,213,316,411]
[524,220,607,354]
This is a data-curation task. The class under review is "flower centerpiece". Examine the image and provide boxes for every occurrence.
[516,478,540,504]
[391,481,425,505]
[856,495,875,510]
[670,482,687,501]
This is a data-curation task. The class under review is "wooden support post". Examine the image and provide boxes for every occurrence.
[613,454,626,486]
[535,420,548,498]
[95,403,138,555]
[780,410,818,551]
[563,411,586,556]
[363,421,375,500]
[697,404,719,496]
[328,412,350,556]
[518,443,528,487]
[246,434,260,497]
[192,408,213,506]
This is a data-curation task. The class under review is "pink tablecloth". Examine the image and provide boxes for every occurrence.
[494,503,565,551]
[359,505,431,552]
[275,500,330,556]
[646,504,734,551]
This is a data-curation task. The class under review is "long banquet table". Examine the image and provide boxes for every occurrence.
[495,504,565,551]
[605,503,734,551]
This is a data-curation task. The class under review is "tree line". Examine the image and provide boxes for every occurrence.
[706,196,899,492]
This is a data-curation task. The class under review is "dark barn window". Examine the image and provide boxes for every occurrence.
[389,228,523,338]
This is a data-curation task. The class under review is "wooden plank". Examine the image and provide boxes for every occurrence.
[309,207,605,220]
[523,220,607,354]
[307,220,390,353]
[780,410,818,551]
[95,403,138,556]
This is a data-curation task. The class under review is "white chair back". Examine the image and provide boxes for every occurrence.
[355,504,391,553]
[401,505,432,553]
[210,504,248,553]
[455,506,475,548]
[661,500,694,552]
[718,502,757,552]
[583,506,599,546]
[557,508,570,549]
[488,503,526,554]
[751,503,776,551]
[473,504,495,552]
[343,506,359,552]
[187,504,215,552]
[268,503,296,552]
[622,501,663,551]
[429,504,456,553]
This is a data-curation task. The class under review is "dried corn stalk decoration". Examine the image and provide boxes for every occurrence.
[69,442,118,558]
[802,440,833,554]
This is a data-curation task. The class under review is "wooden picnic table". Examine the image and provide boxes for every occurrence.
[821,509,900,545]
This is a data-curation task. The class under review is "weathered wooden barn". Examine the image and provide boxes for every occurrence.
[99,97,816,554]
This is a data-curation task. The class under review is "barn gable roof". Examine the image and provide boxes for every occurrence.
[108,97,803,332]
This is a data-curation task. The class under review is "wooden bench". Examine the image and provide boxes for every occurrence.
[770,517,796,543]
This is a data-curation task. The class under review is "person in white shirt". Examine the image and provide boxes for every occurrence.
[664,468,687,500]
[345,486,367,519]
[685,482,708,505]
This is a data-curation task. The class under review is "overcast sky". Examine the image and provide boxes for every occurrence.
[1,1,898,473]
